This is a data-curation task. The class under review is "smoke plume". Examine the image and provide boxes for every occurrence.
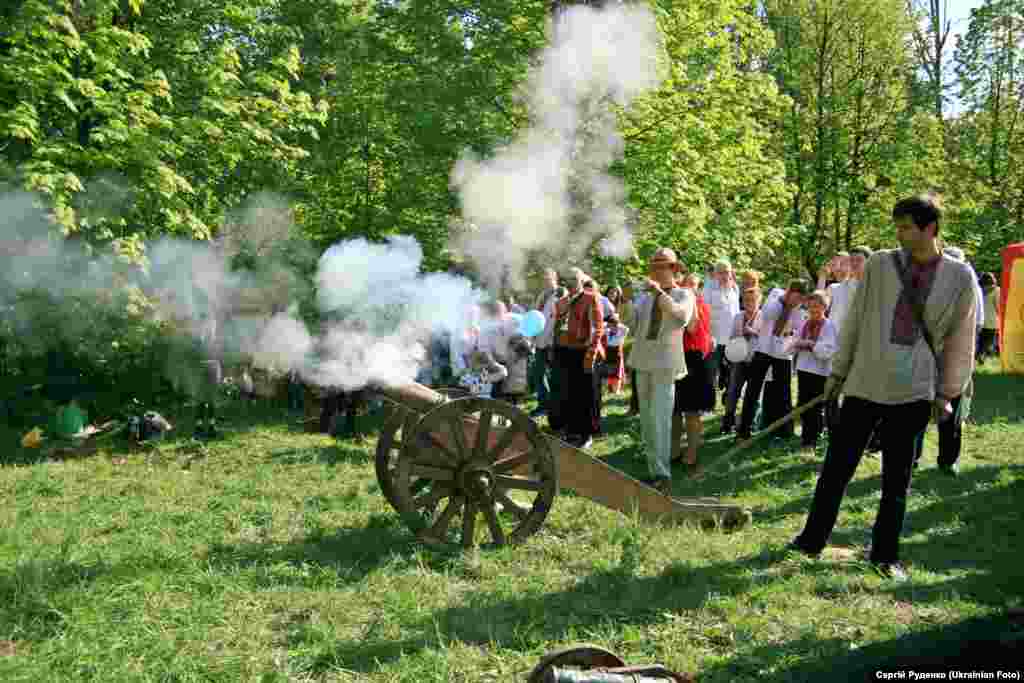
[451,3,662,290]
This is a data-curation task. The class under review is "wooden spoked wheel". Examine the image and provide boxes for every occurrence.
[374,403,421,511]
[391,397,557,548]
[374,387,469,511]
[526,645,627,683]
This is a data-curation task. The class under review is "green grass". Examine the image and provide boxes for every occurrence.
[1,361,1022,682]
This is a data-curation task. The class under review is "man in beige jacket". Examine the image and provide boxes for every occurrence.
[627,248,695,494]
[790,194,977,581]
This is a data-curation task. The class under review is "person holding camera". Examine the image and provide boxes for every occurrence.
[627,248,695,494]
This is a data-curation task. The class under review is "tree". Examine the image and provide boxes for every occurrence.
[907,0,955,121]
[0,0,327,257]
[951,0,1024,273]
[762,0,920,278]
[619,0,793,282]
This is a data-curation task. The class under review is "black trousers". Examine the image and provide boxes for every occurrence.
[709,343,731,394]
[547,348,569,432]
[591,362,605,435]
[556,347,597,439]
[796,370,827,446]
[795,396,931,564]
[738,352,793,438]
[912,394,963,468]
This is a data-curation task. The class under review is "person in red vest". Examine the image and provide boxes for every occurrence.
[673,272,714,477]
[551,267,605,449]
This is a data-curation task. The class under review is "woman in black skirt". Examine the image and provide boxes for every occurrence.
[673,273,714,477]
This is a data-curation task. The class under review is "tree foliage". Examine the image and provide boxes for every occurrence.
[1,0,1020,402]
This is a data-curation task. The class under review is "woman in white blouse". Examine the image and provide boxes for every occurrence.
[787,290,838,449]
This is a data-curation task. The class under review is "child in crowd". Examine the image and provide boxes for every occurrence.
[735,279,809,441]
[604,315,630,394]
[501,334,533,406]
[721,286,762,434]
[458,350,508,398]
[788,290,838,449]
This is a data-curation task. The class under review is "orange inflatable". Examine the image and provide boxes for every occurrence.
[1001,243,1024,373]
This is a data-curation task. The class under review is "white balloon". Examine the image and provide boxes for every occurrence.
[725,337,751,363]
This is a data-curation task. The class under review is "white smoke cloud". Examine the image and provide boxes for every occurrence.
[303,235,485,389]
[451,3,662,290]
[0,188,317,395]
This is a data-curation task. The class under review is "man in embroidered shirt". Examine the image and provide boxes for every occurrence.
[789,194,977,581]
[627,248,695,494]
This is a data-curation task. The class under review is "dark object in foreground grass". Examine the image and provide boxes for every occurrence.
[527,644,695,682]
[370,381,752,550]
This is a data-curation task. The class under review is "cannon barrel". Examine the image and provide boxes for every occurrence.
[371,381,449,415]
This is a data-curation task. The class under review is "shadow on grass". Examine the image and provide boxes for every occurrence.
[289,533,1023,678]
[267,441,376,467]
[203,513,422,588]
[294,545,812,674]
[697,611,1022,682]
[267,458,1022,675]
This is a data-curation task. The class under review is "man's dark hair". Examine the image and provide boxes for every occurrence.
[892,194,942,235]
[850,245,873,259]
[980,272,997,290]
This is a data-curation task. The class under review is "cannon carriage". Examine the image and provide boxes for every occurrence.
[368,382,751,548]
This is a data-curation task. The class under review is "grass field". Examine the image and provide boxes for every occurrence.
[1,362,1022,682]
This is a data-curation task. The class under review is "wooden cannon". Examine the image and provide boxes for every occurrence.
[368,382,752,548]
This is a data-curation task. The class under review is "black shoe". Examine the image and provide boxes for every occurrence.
[785,540,821,559]
[735,431,752,442]
[720,418,734,434]
[872,561,909,582]
[938,463,959,477]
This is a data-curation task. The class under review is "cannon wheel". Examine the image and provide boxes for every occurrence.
[391,396,557,548]
[526,644,626,683]
[374,387,469,510]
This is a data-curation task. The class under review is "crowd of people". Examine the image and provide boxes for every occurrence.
[410,193,1000,581]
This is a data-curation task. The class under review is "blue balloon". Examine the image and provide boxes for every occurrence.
[520,310,545,338]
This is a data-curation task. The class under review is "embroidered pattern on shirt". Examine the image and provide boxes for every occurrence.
[890,257,940,347]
